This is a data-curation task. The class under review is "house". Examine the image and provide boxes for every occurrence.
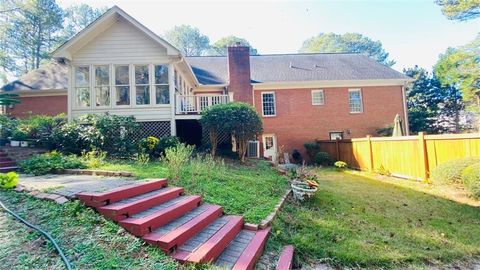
[0,6,412,160]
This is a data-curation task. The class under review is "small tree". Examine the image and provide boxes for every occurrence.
[200,102,263,162]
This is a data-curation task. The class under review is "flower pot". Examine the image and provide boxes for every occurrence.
[10,140,20,147]
[20,141,28,147]
[291,181,317,201]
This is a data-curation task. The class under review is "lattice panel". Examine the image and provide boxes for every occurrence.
[201,129,231,146]
[134,121,171,140]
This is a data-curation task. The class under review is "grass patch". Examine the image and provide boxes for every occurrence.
[267,168,480,268]
[96,159,288,224]
[0,190,178,270]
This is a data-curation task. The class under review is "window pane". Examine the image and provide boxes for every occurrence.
[135,65,149,84]
[96,86,110,106]
[349,90,362,113]
[95,66,109,86]
[75,67,89,87]
[116,86,130,106]
[136,86,150,105]
[262,93,276,116]
[156,85,169,104]
[312,91,324,105]
[115,65,129,85]
[76,87,90,107]
[155,65,169,84]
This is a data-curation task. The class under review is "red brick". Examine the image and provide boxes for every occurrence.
[227,46,253,104]
[6,95,67,118]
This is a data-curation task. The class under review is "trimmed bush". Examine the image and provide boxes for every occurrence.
[19,151,86,176]
[430,157,480,184]
[0,172,19,189]
[304,142,320,161]
[461,163,480,199]
[314,151,331,166]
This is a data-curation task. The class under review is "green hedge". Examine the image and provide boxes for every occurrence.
[430,157,480,184]
[461,163,480,199]
[19,152,86,176]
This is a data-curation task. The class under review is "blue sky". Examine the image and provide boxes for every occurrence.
[59,0,479,72]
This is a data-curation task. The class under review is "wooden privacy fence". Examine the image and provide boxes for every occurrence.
[316,132,480,181]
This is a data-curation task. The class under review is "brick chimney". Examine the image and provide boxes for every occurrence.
[227,44,253,104]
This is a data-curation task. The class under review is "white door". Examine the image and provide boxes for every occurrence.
[262,134,277,162]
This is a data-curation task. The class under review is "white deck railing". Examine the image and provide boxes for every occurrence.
[175,94,229,114]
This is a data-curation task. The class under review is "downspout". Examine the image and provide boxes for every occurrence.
[402,82,410,135]
[169,56,186,136]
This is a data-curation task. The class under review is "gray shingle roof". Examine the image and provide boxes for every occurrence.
[186,53,410,85]
[1,61,68,92]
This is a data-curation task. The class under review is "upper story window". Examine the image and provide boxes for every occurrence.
[115,65,130,106]
[95,65,110,107]
[311,89,325,105]
[155,65,169,104]
[349,88,363,113]
[74,66,90,108]
[135,65,150,105]
[262,92,276,117]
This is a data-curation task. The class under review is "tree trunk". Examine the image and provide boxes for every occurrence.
[238,139,247,163]
[209,130,218,156]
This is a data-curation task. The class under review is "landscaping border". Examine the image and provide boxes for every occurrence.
[57,169,133,177]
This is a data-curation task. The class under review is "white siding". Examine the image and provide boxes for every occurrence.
[71,107,171,121]
[72,18,168,64]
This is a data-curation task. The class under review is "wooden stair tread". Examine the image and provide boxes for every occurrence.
[231,227,271,270]
[214,230,257,269]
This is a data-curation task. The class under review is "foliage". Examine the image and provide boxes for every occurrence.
[430,157,480,184]
[157,136,180,155]
[435,0,480,21]
[209,35,258,55]
[11,129,27,141]
[292,149,302,163]
[0,114,17,138]
[164,24,210,56]
[334,161,348,170]
[304,142,320,162]
[0,171,18,189]
[19,151,86,175]
[461,163,480,199]
[162,143,194,180]
[300,32,395,66]
[188,154,226,183]
[139,136,160,156]
[135,152,150,165]
[60,4,106,42]
[81,150,106,168]
[18,114,66,142]
[314,151,331,166]
[376,124,393,136]
[0,93,20,105]
[376,164,391,176]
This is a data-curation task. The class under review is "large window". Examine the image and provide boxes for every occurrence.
[75,66,90,107]
[261,92,276,116]
[311,89,325,105]
[95,65,110,107]
[349,88,363,113]
[155,65,169,104]
[135,65,150,105]
[115,65,130,106]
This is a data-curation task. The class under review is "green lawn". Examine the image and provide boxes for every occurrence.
[0,190,178,270]
[96,159,288,224]
[267,169,480,269]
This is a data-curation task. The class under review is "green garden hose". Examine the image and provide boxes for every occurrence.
[0,199,73,270]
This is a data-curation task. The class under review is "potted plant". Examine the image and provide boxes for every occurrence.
[11,130,27,147]
[290,164,319,201]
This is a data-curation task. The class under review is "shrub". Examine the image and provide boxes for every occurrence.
[139,136,160,157]
[162,143,194,180]
[49,122,99,154]
[292,149,302,163]
[430,157,480,184]
[0,115,17,138]
[11,129,28,141]
[0,172,19,189]
[461,164,480,199]
[81,150,107,168]
[304,142,320,161]
[135,152,150,165]
[314,151,331,166]
[334,161,348,170]
[188,154,226,182]
[157,136,180,155]
[19,151,86,175]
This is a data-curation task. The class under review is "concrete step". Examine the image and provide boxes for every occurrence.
[143,204,223,253]
[172,215,244,264]
[98,186,184,221]
[119,195,202,236]
[0,166,18,173]
[77,178,168,207]
[275,245,294,270]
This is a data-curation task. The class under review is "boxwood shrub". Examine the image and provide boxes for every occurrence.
[430,157,480,184]
[19,151,86,176]
[461,163,480,199]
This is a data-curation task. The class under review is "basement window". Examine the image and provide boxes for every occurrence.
[262,92,276,117]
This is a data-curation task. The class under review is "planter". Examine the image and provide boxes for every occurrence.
[291,180,317,201]
[20,141,28,147]
[10,140,20,147]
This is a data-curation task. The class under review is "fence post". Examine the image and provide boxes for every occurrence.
[367,135,374,171]
[418,132,429,181]
[335,138,340,161]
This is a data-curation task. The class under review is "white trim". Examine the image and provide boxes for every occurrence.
[252,79,412,90]
[262,134,277,162]
[348,88,363,114]
[1,90,67,97]
[261,91,276,117]
[311,89,325,105]
[113,64,131,108]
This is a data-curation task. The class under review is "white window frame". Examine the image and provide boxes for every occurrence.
[73,65,91,109]
[261,92,276,117]
[329,131,344,140]
[154,64,170,105]
[348,88,363,114]
[311,89,325,105]
[113,64,131,108]
[133,64,151,107]
[93,65,111,108]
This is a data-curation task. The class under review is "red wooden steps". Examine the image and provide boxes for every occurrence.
[77,178,167,207]
[232,227,271,270]
[119,195,202,236]
[143,204,223,252]
[275,245,295,270]
[97,187,184,221]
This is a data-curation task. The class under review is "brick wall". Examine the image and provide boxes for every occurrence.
[253,85,405,158]
[227,46,253,104]
[6,95,67,118]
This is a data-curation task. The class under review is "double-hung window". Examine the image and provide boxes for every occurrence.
[135,65,150,105]
[95,65,110,107]
[349,88,363,113]
[74,66,90,108]
[262,92,276,117]
[154,65,169,104]
[115,65,130,106]
[311,89,325,105]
